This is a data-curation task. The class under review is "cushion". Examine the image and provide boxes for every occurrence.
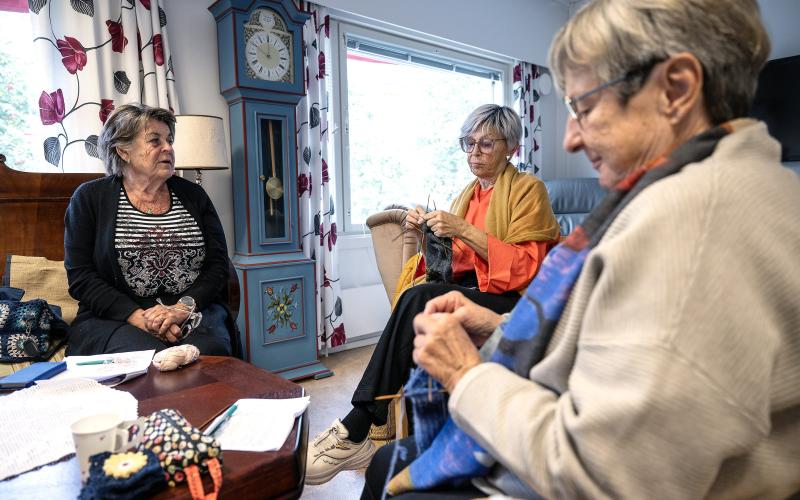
[1,255,72,377]
[4,255,78,324]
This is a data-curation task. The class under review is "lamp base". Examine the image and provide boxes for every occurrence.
[193,169,203,185]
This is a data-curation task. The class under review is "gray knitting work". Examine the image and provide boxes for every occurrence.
[422,223,452,284]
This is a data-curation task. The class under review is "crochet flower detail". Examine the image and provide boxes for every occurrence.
[6,334,29,358]
[0,303,9,328]
[103,452,148,479]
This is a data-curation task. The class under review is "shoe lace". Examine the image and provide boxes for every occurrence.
[312,425,343,452]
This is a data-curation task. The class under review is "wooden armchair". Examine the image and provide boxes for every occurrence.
[365,208,419,303]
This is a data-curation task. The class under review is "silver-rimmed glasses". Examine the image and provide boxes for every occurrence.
[179,311,202,338]
[459,137,506,154]
[564,57,667,125]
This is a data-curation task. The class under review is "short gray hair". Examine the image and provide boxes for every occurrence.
[460,105,522,151]
[98,103,176,176]
[548,0,771,125]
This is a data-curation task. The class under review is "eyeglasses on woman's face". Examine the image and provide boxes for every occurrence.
[459,137,506,154]
[564,57,667,126]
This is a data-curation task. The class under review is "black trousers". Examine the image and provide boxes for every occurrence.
[351,283,519,426]
[361,437,484,499]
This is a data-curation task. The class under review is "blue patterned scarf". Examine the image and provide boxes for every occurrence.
[385,125,730,496]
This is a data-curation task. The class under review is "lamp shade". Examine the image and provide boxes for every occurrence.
[173,115,229,172]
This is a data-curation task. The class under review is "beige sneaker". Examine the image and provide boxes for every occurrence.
[305,419,377,485]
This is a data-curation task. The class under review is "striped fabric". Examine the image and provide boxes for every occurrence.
[115,188,205,298]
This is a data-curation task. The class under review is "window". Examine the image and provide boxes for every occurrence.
[332,23,511,232]
[0,6,47,172]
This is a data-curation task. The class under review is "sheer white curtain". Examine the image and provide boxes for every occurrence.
[29,0,179,172]
[512,62,544,175]
[296,3,346,352]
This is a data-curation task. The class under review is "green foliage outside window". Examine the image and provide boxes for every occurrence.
[0,48,36,169]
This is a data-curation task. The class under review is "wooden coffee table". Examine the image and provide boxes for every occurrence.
[123,356,308,499]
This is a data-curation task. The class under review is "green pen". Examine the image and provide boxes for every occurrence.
[206,403,238,436]
[76,359,115,366]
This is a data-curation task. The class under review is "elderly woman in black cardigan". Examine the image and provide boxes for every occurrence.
[64,103,234,355]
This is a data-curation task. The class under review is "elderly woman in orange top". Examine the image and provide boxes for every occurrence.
[305,104,560,486]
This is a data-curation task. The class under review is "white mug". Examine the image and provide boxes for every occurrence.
[70,413,144,482]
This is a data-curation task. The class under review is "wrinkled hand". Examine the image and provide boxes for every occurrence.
[423,210,467,239]
[413,312,481,393]
[142,305,189,343]
[404,206,427,239]
[423,291,503,347]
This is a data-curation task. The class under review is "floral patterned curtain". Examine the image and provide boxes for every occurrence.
[30,0,178,172]
[512,62,543,175]
[296,3,346,353]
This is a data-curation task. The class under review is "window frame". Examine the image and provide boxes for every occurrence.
[330,19,514,234]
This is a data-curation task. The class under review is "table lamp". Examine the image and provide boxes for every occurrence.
[173,115,229,185]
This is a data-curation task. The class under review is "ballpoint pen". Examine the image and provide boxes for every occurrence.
[205,403,238,436]
[76,359,115,366]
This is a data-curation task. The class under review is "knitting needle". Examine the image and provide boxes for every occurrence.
[374,389,447,401]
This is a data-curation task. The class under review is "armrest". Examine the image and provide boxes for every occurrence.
[366,209,418,301]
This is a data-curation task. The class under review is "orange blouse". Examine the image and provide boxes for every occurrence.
[451,184,552,294]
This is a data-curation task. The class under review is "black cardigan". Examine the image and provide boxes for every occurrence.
[64,175,236,348]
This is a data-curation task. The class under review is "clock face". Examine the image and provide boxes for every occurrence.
[246,31,291,82]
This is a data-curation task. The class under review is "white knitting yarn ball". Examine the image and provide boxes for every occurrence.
[152,344,200,371]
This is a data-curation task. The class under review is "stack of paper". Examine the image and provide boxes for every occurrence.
[53,349,155,386]
[207,397,310,452]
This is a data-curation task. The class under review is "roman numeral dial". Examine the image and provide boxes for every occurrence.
[246,30,291,82]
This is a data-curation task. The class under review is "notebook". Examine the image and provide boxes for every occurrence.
[0,361,67,389]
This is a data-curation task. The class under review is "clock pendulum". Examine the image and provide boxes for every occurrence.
[265,120,284,215]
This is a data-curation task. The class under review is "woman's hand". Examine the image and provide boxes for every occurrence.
[412,312,481,393]
[126,309,149,331]
[424,291,503,346]
[142,305,189,343]
[422,210,468,239]
[404,206,427,240]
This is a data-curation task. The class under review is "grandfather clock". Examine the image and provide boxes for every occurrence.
[210,0,331,380]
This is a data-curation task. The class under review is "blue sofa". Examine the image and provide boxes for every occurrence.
[543,178,606,237]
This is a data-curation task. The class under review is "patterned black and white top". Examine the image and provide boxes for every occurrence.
[115,187,206,298]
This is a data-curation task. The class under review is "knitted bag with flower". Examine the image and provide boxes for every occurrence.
[80,449,166,500]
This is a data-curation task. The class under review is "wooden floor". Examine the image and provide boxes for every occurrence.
[299,345,375,499]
